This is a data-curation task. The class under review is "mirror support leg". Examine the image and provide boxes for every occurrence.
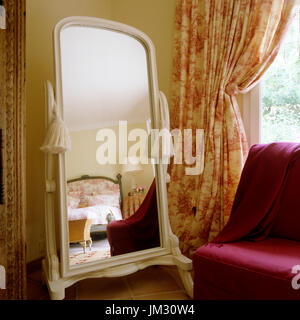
[177,268,194,298]
[169,232,194,298]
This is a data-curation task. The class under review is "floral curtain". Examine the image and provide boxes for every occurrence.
[168,0,299,258]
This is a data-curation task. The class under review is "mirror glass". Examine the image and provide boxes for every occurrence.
[59,25,160,267]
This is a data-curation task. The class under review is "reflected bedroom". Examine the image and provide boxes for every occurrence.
[61,25,159,266]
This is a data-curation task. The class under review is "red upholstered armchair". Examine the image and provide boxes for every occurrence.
[193,142,300,300]
[106,179,160,256]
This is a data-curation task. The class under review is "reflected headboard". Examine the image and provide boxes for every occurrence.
[67,174,123,211]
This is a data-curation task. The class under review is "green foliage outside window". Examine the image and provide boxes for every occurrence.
[261,10,300,143]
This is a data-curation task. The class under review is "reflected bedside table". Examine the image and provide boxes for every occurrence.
[122,192,146,219]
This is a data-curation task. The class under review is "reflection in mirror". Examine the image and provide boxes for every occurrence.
[60,25,160,267]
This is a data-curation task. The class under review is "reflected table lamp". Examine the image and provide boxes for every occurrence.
[122,159,144,194]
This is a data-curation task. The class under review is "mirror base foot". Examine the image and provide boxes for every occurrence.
[42,260,65,300]
[45,280,65,300]
[49,288,65,300]
[177,267,194,298]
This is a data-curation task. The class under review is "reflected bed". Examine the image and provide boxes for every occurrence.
[66,174,123,234]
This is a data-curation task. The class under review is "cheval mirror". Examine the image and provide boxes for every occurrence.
[42,16,193,300]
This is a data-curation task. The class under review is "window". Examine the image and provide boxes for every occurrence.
[261,9,300,143]
[243,9,300,146]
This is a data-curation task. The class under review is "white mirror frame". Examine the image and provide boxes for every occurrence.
[42,16,193,300]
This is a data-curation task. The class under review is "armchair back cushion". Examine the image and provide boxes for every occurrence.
[270,154,300,241]
[212,143,300,243]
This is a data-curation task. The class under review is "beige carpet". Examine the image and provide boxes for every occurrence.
[69,249,111,266]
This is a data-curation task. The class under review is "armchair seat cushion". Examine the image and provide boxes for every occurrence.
[193,237,300,300]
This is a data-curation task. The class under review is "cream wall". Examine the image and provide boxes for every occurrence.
[26,0,112,262]
[66,129,118,181]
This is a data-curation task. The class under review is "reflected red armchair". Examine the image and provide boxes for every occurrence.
[106,180,160,256]
[193,142,300,300]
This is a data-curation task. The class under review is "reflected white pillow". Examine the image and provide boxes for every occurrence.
[87,194,120,208]
[67,195,80,209]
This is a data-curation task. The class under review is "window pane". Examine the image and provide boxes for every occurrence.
[261,10,300,143]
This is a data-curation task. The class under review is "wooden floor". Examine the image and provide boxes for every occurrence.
[27,265,191,300]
